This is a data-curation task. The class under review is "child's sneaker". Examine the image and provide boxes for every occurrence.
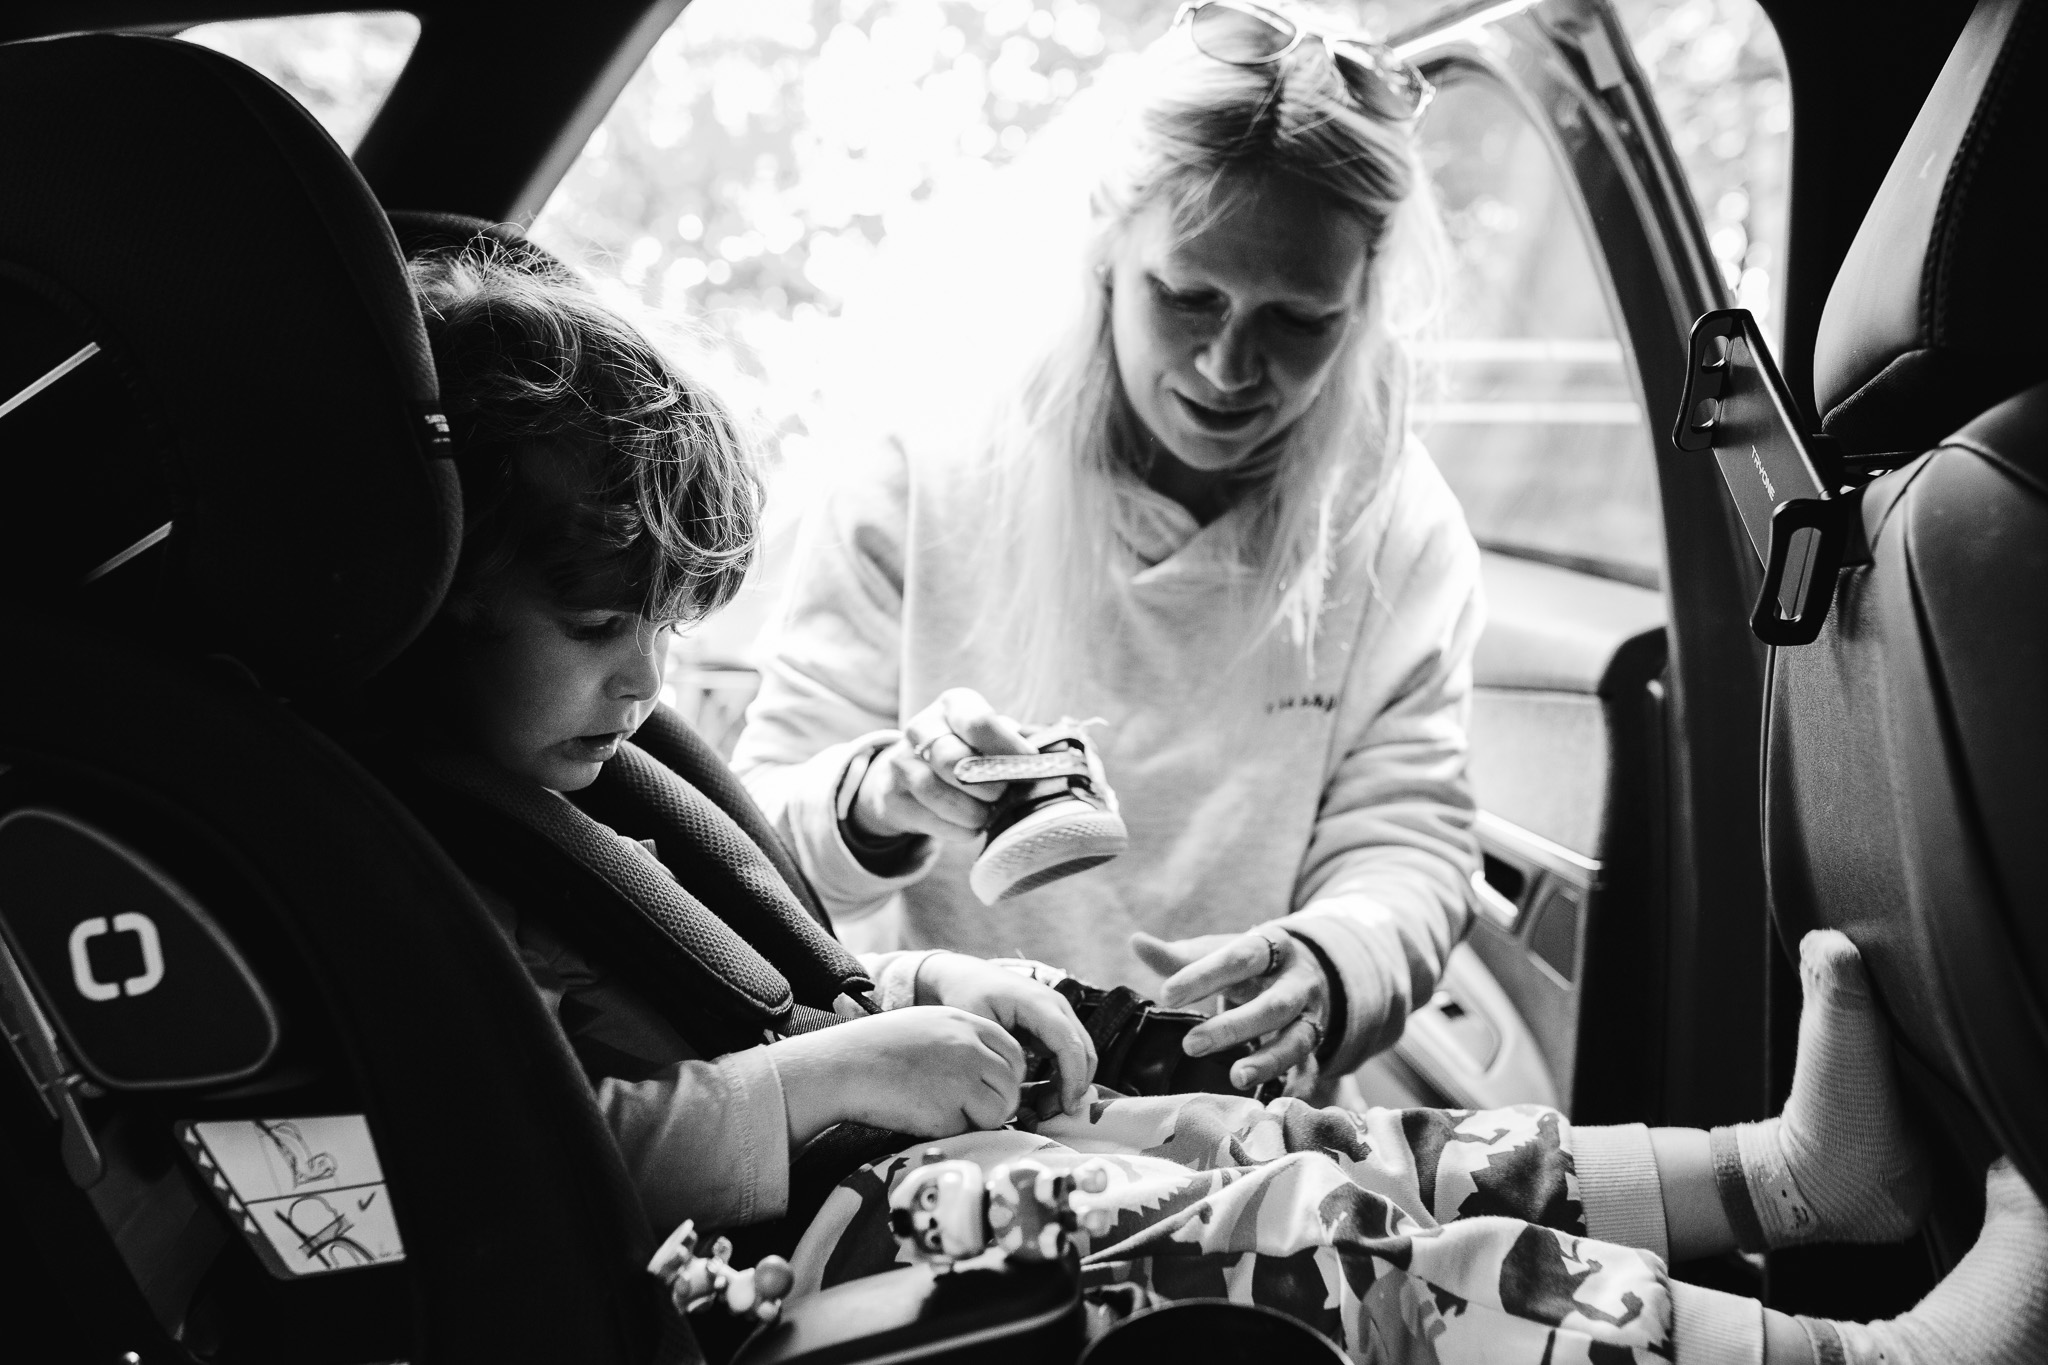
[955,723,1126,905]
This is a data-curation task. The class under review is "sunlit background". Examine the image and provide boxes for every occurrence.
[185,0,1789,748]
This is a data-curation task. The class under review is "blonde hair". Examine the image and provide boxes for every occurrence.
[972,13,1446,716]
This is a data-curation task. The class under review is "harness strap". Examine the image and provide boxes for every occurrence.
[575,735,872,1010]
[627,705,834,928]
[413,750,795,1031]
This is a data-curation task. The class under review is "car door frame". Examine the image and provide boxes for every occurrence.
[1392,0,1772,1131]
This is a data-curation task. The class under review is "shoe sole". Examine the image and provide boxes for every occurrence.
[970,805,1129,905]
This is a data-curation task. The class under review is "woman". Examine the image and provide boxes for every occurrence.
[734,1,1478,1092]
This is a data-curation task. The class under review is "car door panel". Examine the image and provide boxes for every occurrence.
[1366,0,1765,1126]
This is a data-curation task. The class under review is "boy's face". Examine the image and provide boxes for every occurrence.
[444,572,671,791]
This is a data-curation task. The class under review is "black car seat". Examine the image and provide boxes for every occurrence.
[0,33,677,1363]
[1756,0,2048,1286]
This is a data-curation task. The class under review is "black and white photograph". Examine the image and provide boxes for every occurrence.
[0,0,2041,1360]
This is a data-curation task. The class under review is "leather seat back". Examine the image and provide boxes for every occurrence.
[1763,0,2048,1264]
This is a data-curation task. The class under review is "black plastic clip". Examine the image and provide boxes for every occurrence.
[1674,309,1847,647]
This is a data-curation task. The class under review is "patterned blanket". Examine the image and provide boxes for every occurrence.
[788,1092,1677,1364]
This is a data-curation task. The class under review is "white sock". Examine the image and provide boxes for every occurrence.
[1710,930,1927,1249]
[1798,1159,2048,1365]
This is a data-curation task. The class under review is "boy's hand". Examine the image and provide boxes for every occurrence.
[777,1007,1027,1147]
[917,953,1097,1118]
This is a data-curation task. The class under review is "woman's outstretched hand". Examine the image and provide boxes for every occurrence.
[848,687,1036,845]
[1131,927,1331,1091]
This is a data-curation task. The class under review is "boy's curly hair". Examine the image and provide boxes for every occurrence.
[411,244,761,627]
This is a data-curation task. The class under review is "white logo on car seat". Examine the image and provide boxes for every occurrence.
[67,913,165,1001]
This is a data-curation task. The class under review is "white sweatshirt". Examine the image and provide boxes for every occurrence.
[734,435,1483,1072]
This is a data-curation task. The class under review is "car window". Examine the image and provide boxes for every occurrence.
[178,11,420,153]
[528,0,1184,726]
[526,0,1776,728]
[1616,0,1790,347]
[1415,72,1662,588]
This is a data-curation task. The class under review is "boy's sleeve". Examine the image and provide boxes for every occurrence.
[733,442,940,918]
[1282,455,1484,1074]
[596,1047,791,1236]
[855,949,944,1011]
[470,881,797,1236]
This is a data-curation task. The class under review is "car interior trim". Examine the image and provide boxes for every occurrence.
[0,339,98,421]
[1476,808,1600,878]
[80,521,173,586]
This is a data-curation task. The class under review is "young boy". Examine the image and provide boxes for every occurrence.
[401,244,1097,1238]
[404,243,2045,1364]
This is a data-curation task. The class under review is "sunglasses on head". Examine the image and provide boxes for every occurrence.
[1173,0,1435,122]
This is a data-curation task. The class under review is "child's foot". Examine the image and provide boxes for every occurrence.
[1801,1159,2048,1365]
[1712,930,1929,1248]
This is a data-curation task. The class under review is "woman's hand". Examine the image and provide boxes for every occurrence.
[1130,926,1331,1090]
[775,1006,1027,1147]
[917,953,1097,1118]
[848,687,1036,844]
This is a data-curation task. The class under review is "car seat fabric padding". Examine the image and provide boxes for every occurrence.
[1814,0,2048,453]
[0,611,667,1361]
[1765,383,2048,1258]
[406,749,806,1048]
[623,705,836,931]
[0,35,457,692]
[571,740,863,1009]
[574,720,855,993]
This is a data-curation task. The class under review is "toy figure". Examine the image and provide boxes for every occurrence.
[889,1148,1115,1270]
[647,1219,794,1325]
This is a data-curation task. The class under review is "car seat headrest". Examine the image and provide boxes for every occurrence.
[0,34,458,693]
[1813,0,2048,455]
[387,209,581,282]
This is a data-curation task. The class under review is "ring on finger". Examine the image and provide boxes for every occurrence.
[1299,1014,1326,1058]
[903,714,954,765]
[1254,928,1287,977]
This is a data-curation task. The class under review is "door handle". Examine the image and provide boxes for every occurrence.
[1469,868,1522,931]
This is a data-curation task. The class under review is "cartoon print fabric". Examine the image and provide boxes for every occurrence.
[788,1092,1676,1364]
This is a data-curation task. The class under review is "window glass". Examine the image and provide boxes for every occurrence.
[529,0,1187,711]
[1418,74,1661,587]
[1614,0,1790,345]
[528,0,1701,730]
[178,11,420,152]
[533,1,1153,471]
